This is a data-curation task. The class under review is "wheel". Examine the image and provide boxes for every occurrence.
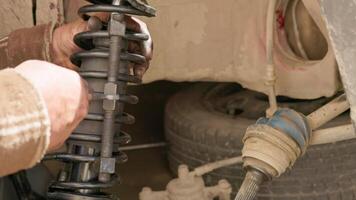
[165,83,355,199]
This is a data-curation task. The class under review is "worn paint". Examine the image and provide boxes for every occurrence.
[142,0,340,99]
[320,0,356,129]
[0,0,341,99]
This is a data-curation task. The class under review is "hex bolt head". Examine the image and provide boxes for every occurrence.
[100,157,116,174]
[103,83,118,111]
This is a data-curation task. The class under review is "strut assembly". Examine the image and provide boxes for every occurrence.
[45,0,156,199]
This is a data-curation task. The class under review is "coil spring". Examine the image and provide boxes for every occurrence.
[45,1,155,199]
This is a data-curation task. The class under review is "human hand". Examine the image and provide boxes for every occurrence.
[51,15,153,78]
[15,60,90,151]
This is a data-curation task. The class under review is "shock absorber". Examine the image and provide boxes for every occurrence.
[45,0,156,199]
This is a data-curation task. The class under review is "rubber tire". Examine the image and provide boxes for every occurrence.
[165,83,356,200]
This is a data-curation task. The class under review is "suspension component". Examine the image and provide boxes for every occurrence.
[139,165,232,200]
[45,1,156,199]
[9,171,45,200]
[235,93,351,200]
[235,108,311,200]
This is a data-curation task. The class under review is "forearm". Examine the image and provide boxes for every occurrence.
[0,68,50,177]
[0,23,55,69]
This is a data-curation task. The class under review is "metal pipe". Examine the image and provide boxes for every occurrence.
[265,0,278,117]
[310,124,355,145]
[307,94,349,130]
[192,156,243,177]
[119,142,167,151]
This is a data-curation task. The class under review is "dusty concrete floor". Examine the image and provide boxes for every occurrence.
[115,148,172,199]
[110,81,191,199]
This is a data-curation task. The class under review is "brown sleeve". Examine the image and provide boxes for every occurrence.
[0,69,50,176]
[0,23,55,69]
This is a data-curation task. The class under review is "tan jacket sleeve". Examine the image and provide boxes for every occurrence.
[0,23,55,69]
[0,69,50,177]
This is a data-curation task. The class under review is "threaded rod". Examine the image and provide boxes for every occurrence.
[235,170,265,200]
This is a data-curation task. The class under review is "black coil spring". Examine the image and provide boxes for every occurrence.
[45,1,155,199]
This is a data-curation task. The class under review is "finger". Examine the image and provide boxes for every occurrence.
[85,12,110,22]
[71,18,90,37]
[47,141,66,152]
[51,78,89,152]
[63,59,80,71]
[127,41,151,78]
[132,17,153,61]
[134,63,149,79]
[77,78,90,120]
[125,16,142,32]
[87,16,104,31]
[142,36,153,61]
[70,78,90,127]
[128,41,142,54]
[125,16,153,66]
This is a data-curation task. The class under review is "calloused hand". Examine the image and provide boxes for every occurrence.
[15,60,90,151]
[51,15,153,79]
